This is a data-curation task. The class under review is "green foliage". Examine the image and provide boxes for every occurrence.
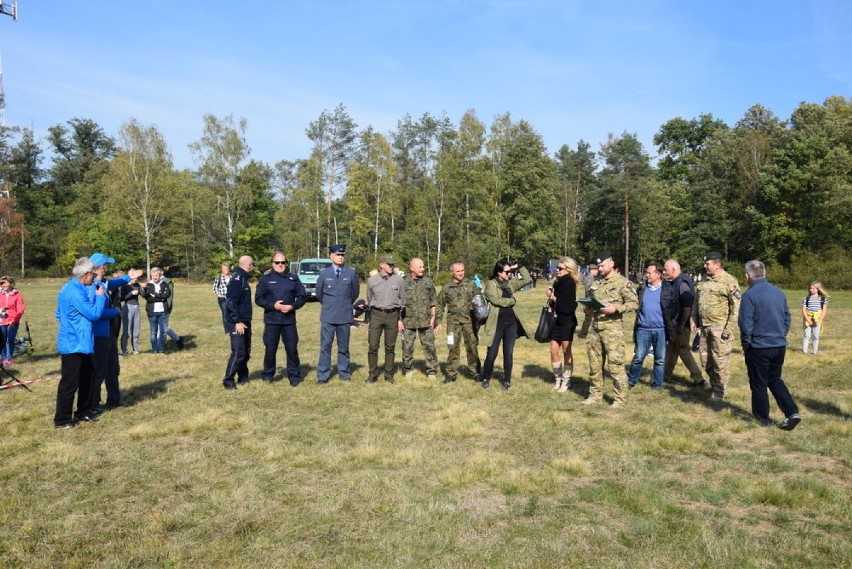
[2,98,851,286]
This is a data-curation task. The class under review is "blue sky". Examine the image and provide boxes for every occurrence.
[2,0,850,170]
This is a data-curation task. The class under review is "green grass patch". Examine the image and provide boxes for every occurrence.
[0,281,849,568]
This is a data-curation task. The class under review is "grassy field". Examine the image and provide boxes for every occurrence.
[1,279,849,568]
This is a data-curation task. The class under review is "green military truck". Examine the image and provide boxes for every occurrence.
[297,258,333,299]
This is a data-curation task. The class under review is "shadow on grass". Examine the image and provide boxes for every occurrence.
[799,396,851,421]
[662,378,754,422]
[11,351,58,364]
[523,363,553,384]
[122,376,178,407]
[167,334,195,352]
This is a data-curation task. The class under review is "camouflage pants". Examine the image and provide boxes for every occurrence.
[698,325,733,397]
[578,312,592,338]
[443,321,480,379]
[664,327,704,382]
[587,323,627,404]
[402,327,438,375]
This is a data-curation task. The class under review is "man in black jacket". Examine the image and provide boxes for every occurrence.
[255,252,307,386]
[223,255,254,390]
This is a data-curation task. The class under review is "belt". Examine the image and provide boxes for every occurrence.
[373,307,400,313]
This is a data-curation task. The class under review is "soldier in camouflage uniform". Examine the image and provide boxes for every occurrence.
[583,252,638,408]
[401,258,438,380]
[435,262,481,383]
[692,251,740,401]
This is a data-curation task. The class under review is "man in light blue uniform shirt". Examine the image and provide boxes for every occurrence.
[316,244,360,383]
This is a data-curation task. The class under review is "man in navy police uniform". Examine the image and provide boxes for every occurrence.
[255,251,307,386]
[316,244,360,383]
[223,255,254,390]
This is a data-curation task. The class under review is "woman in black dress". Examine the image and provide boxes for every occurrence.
[546,257,580,392]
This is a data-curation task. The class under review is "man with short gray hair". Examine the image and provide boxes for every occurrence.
[54,257,108,428]
[738,260,801,430]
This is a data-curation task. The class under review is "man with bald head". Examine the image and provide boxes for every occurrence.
[401,257,438,380]
[662,259,705,386]
[223,255,254,390]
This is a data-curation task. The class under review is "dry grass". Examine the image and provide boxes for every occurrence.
[0,281,849,568]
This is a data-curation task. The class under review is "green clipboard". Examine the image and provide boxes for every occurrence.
[577,297,609,310]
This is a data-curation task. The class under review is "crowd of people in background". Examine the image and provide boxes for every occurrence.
[43,245,824,432]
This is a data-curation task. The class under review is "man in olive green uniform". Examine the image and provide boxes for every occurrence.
[366,254,406,383]
[402,258,438,380]
[435,261,481,383]
[582,252,637,408]
[692,251,740,401]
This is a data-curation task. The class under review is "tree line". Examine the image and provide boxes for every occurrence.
[0,96,849,288]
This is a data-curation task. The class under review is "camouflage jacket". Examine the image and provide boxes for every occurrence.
[435,279,479,325]
[589,272,638,328]
[694,270,740,334]
[402,275,436,329]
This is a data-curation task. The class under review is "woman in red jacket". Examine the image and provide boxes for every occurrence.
[0,276,25,366]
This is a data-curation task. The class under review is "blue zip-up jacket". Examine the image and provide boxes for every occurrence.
[254,270,307,325]
[56,278,108,354]
[90,276,127,338]
[738,278,791,349]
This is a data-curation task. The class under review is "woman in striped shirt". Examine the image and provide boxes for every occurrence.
[801,281,828,354]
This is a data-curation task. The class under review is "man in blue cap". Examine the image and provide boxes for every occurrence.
[88,252,143,414]
[316,244,360,383]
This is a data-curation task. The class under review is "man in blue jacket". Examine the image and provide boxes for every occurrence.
[255,252,307,386]
[627,262,677,390]
[223,255,254,390]
[88,252,143,414]
[54,257,108,428]
[316,244,360,383]
[738,259,801,430]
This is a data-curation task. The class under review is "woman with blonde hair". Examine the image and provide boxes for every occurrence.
[802,281,828,354]
[546,257,580,391]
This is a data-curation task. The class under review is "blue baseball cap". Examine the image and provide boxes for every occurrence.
[89,253,116,267]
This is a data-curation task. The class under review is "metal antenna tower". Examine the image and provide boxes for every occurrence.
[0,1,17,20]
[1,1,17,127]
[0,54,6,127]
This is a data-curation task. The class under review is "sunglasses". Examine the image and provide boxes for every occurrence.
[273,260,289,265]
[557,266,567,271]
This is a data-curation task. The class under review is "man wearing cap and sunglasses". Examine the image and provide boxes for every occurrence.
[366,254,406,383]
[88,253,144,415]
[255,252,306,386]
[316,244,360,383]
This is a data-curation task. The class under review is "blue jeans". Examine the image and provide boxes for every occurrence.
[628,328,667,388]
[148,313,168,353]
[1,323,17,360]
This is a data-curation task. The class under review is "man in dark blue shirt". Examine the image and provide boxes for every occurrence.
[255,252,306,386]
[223,255,254,390]
[738,260,800,430]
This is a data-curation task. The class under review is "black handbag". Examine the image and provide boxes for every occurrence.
[534,300,557,343]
